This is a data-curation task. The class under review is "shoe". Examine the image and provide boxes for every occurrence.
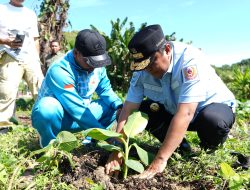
[0,121,13,134]
[199,142,218,153]
[0,126,12,134]
[178,138,192,154]
[231,152,250,170]
[82,136,94,145]
[9,116,19,125]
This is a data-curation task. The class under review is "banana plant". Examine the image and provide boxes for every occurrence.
[220,162,250,189]
[8,131,79,190]
[31,131,79,170]
[83,111,154,179]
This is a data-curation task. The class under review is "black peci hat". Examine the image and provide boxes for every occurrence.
[75,29,111,68]
[128,24,166,71]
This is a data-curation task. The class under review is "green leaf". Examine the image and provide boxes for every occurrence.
[112,165,121,171]
[44,33,50,41]
[56,131,78,152]
[31,143,53,156]
[97,141,123,153]
[83,128,122,141]
[85,177,95,185]
[220,162,236,179]
[229,175,243,189]
[62,151,75,168]
[132,143,155,166]
[91,184,105,190]
[241,173,250,181]
[0,164,7,184]
[36,151,51,163]
[124,111,148,138]
[125,159,144,173]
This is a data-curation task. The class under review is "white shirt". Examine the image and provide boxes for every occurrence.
[0,3,39,61]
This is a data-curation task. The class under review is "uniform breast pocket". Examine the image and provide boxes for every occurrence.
[77,82,88,98]
[143,83,163,102]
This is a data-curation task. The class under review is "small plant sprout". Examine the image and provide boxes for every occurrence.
[31,131,79,170]
[7,131,79,190]
[83,111,154,179]
[220,162,250,190]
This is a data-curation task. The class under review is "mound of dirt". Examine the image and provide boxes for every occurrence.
[60,146,214,190]
[15,116,215,189]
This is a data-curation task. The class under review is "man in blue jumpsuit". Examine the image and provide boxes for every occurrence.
[105,25,235,178]
[32,29,123,147]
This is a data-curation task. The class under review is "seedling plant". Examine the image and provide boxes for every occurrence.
[83,111,154,179]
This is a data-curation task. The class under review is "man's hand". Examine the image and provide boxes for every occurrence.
[116,108,122,121]
[2,38,22,49]
[10,39,23,49]
[105,151,123,178]
[134,156,167,179]
[134,102,197,179]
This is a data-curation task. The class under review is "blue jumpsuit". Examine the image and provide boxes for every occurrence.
[32,51,122,147]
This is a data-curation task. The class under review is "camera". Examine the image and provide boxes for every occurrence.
[15,34,25,44]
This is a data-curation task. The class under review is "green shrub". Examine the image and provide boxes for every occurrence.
[16,98,34,111]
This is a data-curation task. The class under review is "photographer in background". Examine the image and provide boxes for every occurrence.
[0,0,43,126]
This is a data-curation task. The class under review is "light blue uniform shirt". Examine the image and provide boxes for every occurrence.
[126,42,236,117]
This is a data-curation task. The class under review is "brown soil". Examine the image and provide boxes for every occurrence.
[16,115,215,190]
[60,146,214,190]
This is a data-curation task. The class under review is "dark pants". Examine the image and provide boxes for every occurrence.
[139,99,235,149]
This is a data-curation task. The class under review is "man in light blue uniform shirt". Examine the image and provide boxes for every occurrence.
[32,29,123,147]
[105,25,235,179]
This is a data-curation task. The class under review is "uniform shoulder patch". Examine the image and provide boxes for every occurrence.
[182,65,199,82]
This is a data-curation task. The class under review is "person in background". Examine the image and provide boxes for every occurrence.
[43,39,64,75]
[0,0,43,126]
[32,29,123,147]
[105,24,236,179]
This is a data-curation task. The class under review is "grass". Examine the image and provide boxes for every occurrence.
[135,121,250,189]
[0,107,249,189]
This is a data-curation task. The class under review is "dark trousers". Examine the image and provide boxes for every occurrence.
[139,99,235,149]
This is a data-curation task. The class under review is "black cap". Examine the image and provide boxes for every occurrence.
[75,29,111,68]
[128,24,166,71]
